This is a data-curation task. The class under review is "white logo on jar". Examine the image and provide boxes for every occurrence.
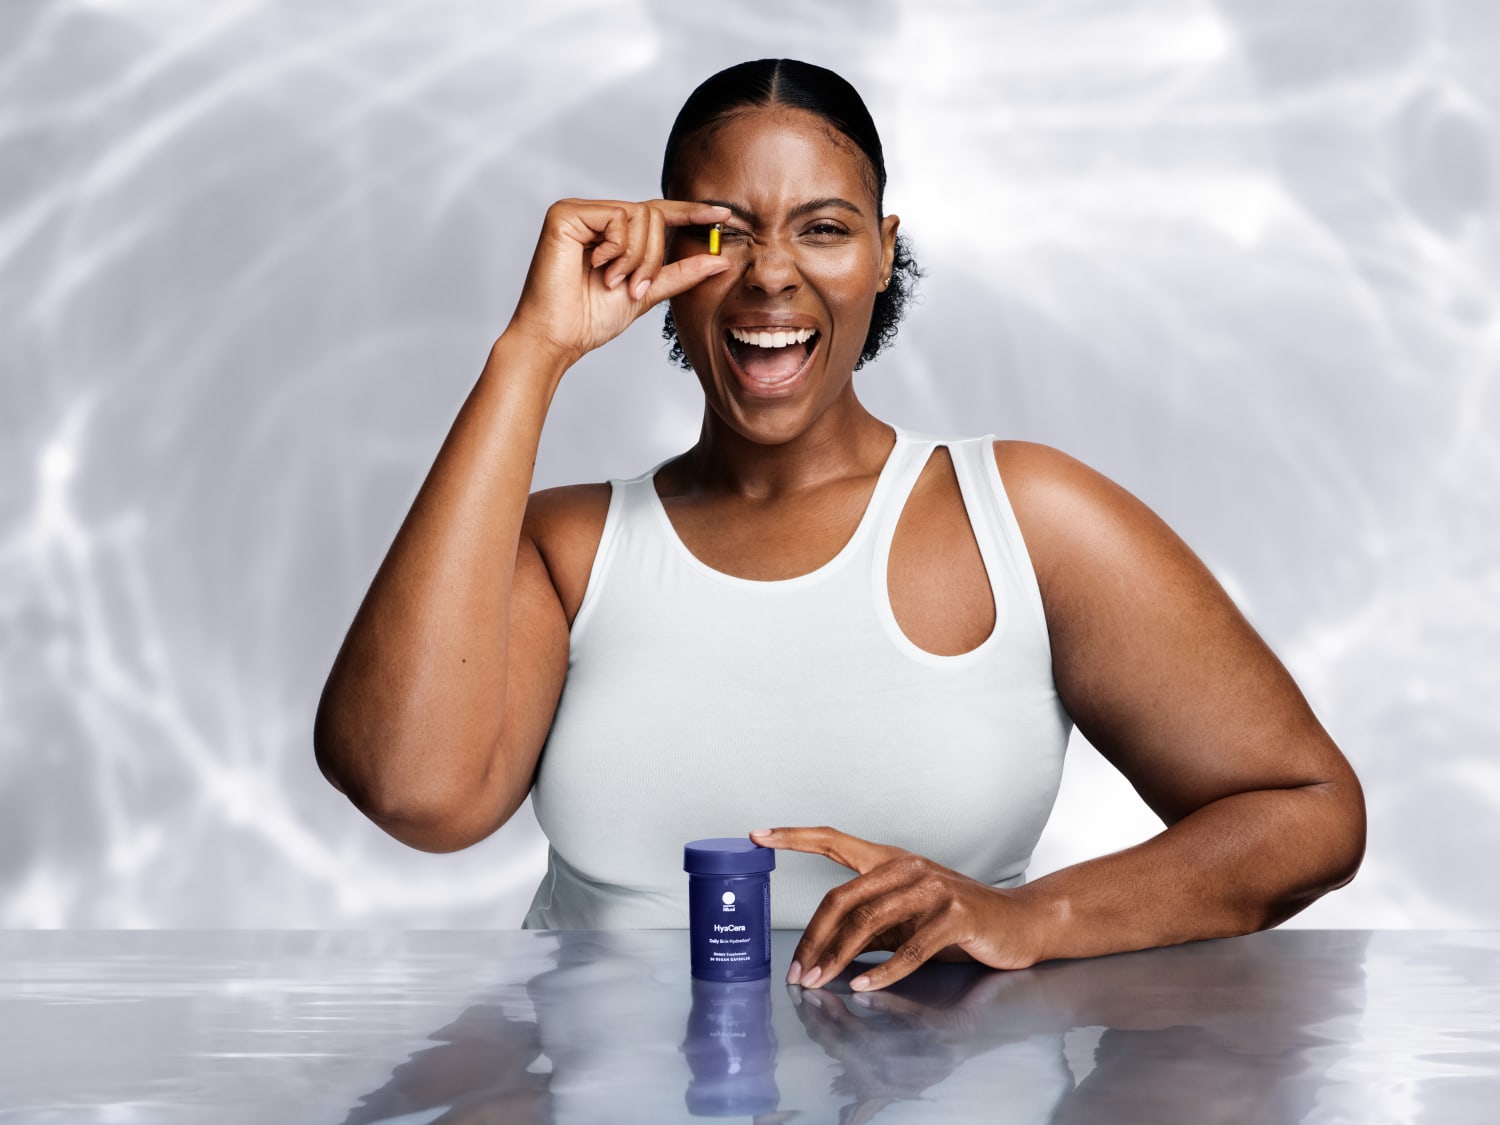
[721,891,736,911]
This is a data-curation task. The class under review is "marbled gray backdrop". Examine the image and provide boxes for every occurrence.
[2,0,1494,929]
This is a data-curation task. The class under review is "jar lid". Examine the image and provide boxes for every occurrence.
[684,837,776,875]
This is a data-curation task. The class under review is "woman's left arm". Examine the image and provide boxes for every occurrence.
[757,440,1365,991]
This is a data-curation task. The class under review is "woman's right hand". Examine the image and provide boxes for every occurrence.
[505,197,732,369]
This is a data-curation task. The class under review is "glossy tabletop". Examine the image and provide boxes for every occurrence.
[1,929,1497,1123]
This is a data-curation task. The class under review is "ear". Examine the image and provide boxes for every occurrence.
[878,213,900,290]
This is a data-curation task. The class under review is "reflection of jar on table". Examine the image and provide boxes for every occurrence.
[682,977,780,1118]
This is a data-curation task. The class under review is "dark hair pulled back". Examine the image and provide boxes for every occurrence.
[659,58,921,371]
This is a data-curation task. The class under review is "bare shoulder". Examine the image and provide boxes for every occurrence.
[991,437,1233,645]
[991,439,1185,596]
[522,483,612,625]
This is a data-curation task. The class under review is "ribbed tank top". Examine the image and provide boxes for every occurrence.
[524,428,1072,929]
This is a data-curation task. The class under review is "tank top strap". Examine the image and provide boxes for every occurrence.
[876,427,939,525]
[613,458,673,525]
[945,435,1050,637]
[566,459,671,643]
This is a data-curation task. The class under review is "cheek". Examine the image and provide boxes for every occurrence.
[671,275,722,328]
[807,252,880,323]
[805,242,882,295]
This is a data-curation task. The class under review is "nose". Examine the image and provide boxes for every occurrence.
[742,240,800,297]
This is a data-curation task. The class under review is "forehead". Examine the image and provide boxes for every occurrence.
[674,107,879,213]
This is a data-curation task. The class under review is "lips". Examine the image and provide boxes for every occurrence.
[722,324,821,395]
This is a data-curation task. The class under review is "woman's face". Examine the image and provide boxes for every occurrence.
[667,107,900,444]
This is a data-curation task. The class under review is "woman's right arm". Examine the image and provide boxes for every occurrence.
[313,198,731,852]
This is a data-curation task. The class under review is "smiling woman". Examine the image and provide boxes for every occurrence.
[313,59,1366,993]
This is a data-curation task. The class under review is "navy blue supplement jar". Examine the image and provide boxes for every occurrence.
[684,838,775,982]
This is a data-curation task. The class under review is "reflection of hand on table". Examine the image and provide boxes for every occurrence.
[788,960,1042,1121]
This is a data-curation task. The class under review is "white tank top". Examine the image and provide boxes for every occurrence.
[524,428,1072,929]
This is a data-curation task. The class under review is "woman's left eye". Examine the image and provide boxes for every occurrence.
[805,222,848,238]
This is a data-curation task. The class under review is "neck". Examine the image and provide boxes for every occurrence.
[682,389,896,500]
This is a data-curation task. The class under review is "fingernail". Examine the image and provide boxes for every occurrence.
[801,966,822,989]
[750,828,774,838]
[803,990,823,1009]
[850,975,872,992]
[786,960,802,985]
[632,278,650,300]
[851,993,872,1007]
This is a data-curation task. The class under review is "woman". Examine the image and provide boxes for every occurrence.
[314,59,1365,993]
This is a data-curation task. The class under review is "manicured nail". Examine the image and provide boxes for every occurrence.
[632,278,650,300]
[750,828,774,838]
[786,960,802,985]
[850,975,872,992]
[801,966,822,989]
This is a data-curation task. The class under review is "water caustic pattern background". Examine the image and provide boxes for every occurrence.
[1,0,1496,929]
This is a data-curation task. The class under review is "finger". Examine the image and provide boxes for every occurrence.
[555,200,723,263]
[556,203,633,271]
[651,198,733,228]
[749,827,904,877]
[790,858,925,988]
[849,920,957,992]
[602,205,650,290]
[628,205,667,301]
[800,887,934,990]
[639,252,730,305]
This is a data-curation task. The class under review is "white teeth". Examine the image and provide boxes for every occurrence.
[728,327,816,348]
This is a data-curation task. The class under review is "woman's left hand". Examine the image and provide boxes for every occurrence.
[749,826,1048,992]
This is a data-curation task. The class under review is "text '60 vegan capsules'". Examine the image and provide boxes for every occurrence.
[684,838,774,981]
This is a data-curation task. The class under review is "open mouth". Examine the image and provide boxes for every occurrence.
[724,326,821,391]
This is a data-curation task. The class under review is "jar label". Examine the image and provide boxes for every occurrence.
[689,875,771,978]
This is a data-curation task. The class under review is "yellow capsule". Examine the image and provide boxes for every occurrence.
[708,223,721,256]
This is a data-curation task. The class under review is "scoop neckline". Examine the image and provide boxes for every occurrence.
[644,427,912,590]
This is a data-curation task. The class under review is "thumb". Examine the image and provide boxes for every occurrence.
[642,253,731,305]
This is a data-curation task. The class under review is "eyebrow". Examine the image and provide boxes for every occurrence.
[701,197,866,225]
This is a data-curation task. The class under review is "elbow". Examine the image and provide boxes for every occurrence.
[1324,767,1368,892]
[312,691,367,805]
[313,707,501,854]
[1309,747,1368,895]
[330,757,504,854]
[1259,770,1367,931]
